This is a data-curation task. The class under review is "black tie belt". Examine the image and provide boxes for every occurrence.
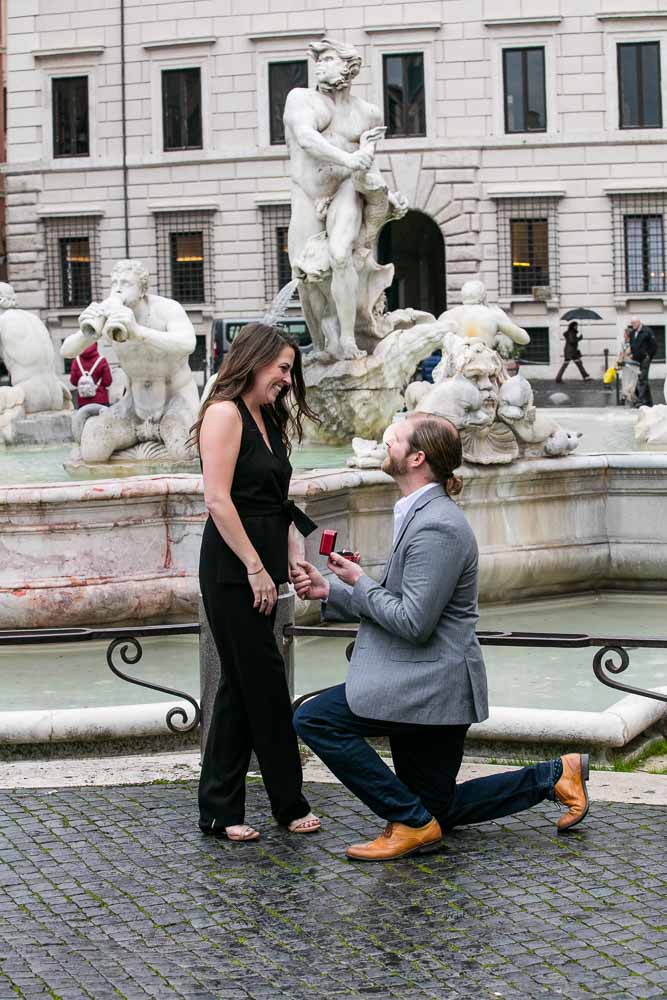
[236,499,318,537]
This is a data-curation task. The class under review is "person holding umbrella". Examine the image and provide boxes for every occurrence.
[555,321,591,382]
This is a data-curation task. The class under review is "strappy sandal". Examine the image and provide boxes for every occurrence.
[287,813,321,834]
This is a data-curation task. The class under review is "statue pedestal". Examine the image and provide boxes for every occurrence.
[5,409,73,446]
[63,455,200,479]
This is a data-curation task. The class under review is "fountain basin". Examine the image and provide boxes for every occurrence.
[2,453,667,629]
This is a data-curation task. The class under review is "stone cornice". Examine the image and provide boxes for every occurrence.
[148,201,219,213]
[142,36,217,51]
[486,187,566,200]
[32,45,105,61]
[248,28,325,43]
[597,12,667,22]
[483,17,562,28]
[603,182,667,194]
[36,205,105,217]
[364,22,442,35]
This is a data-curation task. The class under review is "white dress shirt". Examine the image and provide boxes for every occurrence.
[392,482,440,545]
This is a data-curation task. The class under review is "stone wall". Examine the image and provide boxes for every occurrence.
[4,2,667,379]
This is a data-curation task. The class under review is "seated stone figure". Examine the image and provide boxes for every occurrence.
[0,283,71,441]
[437,279,530,359]
[61,260,198,464]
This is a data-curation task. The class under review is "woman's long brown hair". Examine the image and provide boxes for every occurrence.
[190,322,320,454]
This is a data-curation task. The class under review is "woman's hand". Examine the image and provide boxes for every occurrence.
[248,567,277,615]
[290,561,330,601]
[327,552,364,587]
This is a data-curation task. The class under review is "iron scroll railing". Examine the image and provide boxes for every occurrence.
[0,625,665,731]
[283,626,667,710]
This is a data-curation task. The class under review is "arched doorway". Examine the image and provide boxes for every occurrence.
[377,210,446,315]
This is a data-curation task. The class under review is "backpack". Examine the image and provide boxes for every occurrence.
[75,355,102,398]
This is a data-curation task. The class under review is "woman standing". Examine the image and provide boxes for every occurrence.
[192,323,321,842]
[555,321,591,382]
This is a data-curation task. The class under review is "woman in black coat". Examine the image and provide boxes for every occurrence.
[555,322,591,382]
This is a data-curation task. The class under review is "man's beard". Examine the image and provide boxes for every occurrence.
[317,75,349,94]
[382,453,410,478]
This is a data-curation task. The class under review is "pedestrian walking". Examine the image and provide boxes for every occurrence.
[555,321,591,382]
[628,316,656,407]
[192,322,321,842]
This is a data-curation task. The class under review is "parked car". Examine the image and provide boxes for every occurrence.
[211,317,312,372]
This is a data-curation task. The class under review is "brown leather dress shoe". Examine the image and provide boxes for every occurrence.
[554,753,590,832]
[346,818,442,861]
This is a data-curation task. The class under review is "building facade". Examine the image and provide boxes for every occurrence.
[5,0,667,381]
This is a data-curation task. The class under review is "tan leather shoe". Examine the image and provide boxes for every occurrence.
[346,818,442,861]
[554,753,590,832]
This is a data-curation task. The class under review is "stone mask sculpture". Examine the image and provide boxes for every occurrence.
[0,283,72,444]
[60,260,199,467]
[284,37,408,363]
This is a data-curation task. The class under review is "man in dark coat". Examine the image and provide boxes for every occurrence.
[555,322,591,382]
[628,316,656,407]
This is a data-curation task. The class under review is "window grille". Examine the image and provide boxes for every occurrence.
[383,53,426,138]
[502,48,546,134]
[268,61,308,145]
[43,215,101,309]
[618,42,662,129]
[162,68,203,151]
[611,192,667,296]
[496,197,559,299]
[520,327,550,365]
[260,204,292,305]
[155,211,214,304]
[52,76,89,157]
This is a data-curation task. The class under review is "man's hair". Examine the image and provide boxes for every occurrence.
[405,412,464,497]
[309,38,362,83]
[111,259,150,295]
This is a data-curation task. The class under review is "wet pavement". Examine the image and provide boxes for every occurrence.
[0,779,665,1000]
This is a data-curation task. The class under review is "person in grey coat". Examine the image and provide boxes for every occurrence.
[292,413,590,861]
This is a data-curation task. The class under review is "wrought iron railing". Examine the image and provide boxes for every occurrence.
[284,626,667,709]
[0,624,665,736]
[0,624,201,734]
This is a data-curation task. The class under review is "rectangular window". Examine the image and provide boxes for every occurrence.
[52,76,89,157]
[162,68,202,151]
[618,42,662,129]
[260,204,292,304]
[503,47,546,133]
[612,192,667,296]
[43,216,100,309]
[520,327,550,365]
[269,60,308,145]
[496,197,560,300]
[59,237,92,307]
[383,53,426,138]
[170,231,205,303]
[624,215,665,293]
[155,210,214,304]
[510,219,549,295]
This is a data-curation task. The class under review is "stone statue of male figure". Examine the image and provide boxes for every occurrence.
[284,38,407,362]
[60,259,199,463]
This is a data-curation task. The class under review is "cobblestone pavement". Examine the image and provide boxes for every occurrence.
[0,781,665,1000]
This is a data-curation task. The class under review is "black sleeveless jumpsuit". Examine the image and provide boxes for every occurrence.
[198,398,317,830]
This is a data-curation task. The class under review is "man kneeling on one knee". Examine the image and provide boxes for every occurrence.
[292,413,590,862]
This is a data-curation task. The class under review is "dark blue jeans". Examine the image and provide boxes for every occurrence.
[294,684,558,830]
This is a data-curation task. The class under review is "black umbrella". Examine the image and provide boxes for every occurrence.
[561,308,603,322]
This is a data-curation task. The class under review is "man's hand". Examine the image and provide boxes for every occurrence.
[290,560,330,601]
[327,551,364,587]
[348,149,373,172]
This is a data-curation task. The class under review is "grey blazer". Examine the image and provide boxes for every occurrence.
[324,484,489,726]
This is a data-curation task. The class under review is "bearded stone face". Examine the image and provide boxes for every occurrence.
[314,49,349,90]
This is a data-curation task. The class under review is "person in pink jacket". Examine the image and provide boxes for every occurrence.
[69,342,112,408]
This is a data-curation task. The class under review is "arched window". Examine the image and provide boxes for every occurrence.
[377,210,446,316]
